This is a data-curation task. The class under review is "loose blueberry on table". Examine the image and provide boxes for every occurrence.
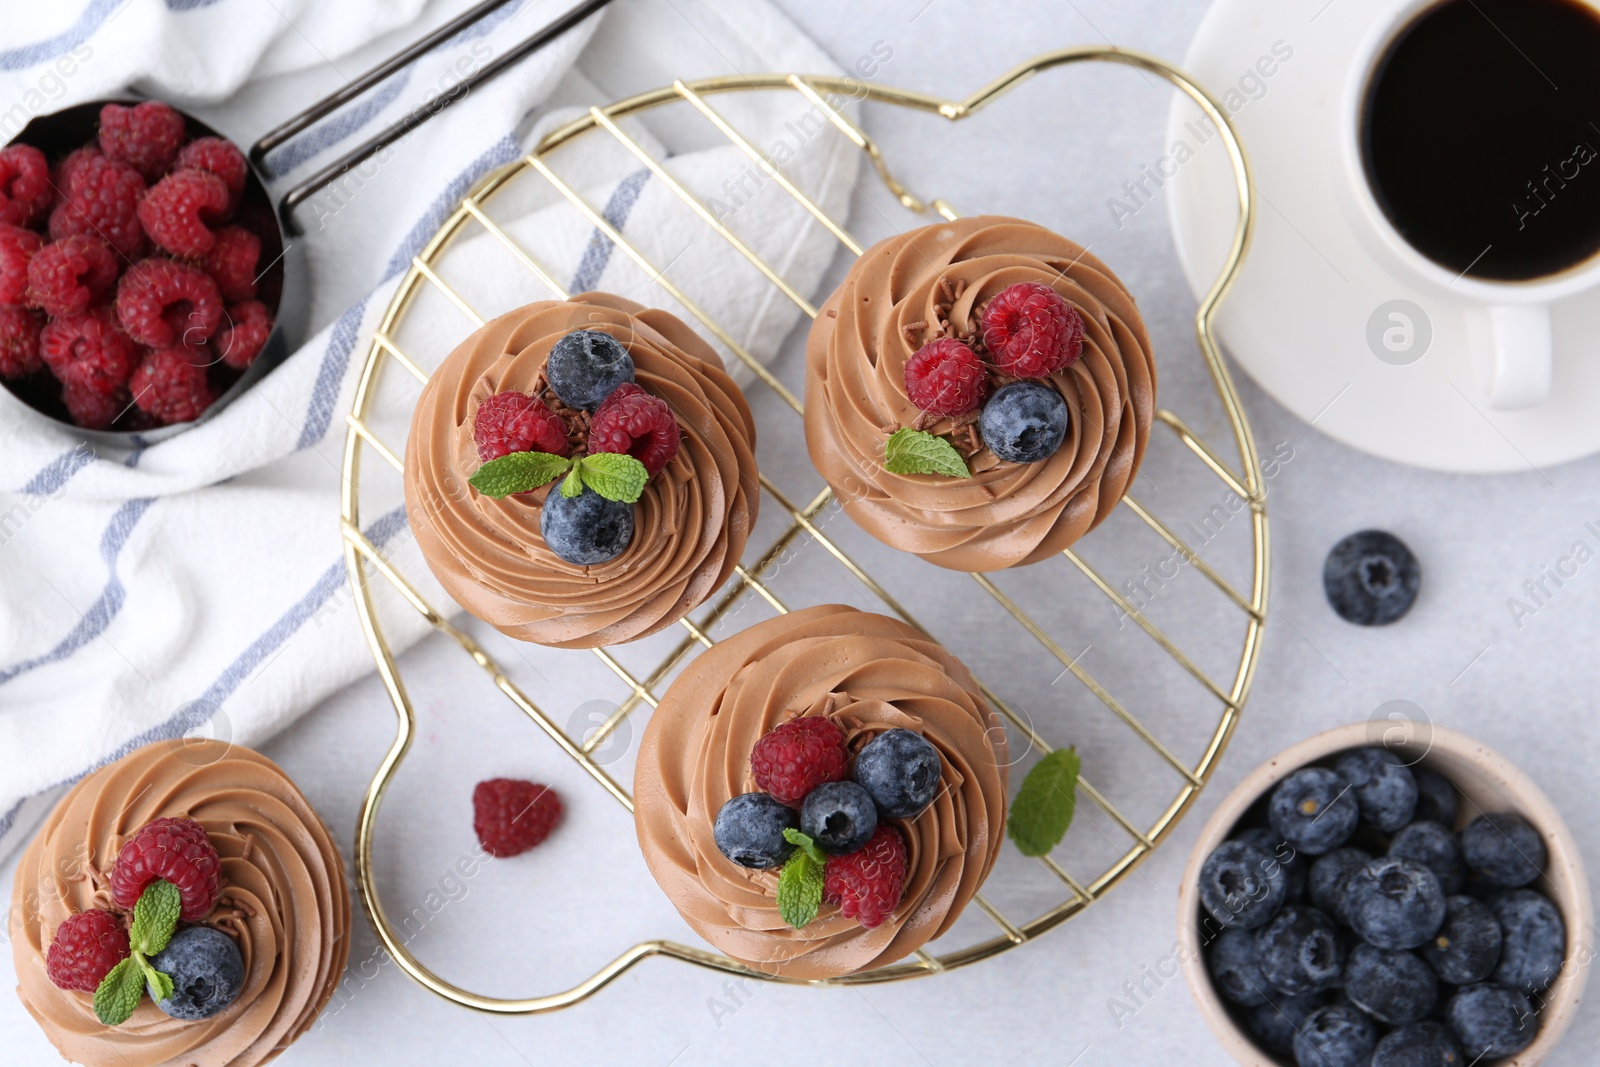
[1323,529,1421,625]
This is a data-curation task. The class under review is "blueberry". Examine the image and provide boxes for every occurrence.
[1269,767,1359,855]
[1292,1004,1378,1067]
[1343,856,1446,950]
[1247,992,1326,1054]
[799,781,878,855]
[1323,529,1420,625]
[1343,942,1437,1024]
[1232,827,1306,902]
[978,380,1069,463]
[1389,821,1466,895]
[540,485,634,565]
[546,329,634,410]
[1256,905,1345,995]
[1208,927,1272,1006]
[149,926,245,1021]
[1445,983,1537,1060]
[1198,839,1287,930]
[852,728,942,819]
[713,792,797,869]
[1371,1022,1464,1067]
[1422,895,1503,985]
[1334,748,1418,832]
[1461,811,1545,888]
[1491,888,1565,994]
[1310,847,1372,922]
[1411,766,1458,826]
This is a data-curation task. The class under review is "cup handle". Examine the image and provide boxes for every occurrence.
[1468,304,1552,410]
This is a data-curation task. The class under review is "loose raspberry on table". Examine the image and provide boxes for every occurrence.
[115,257,222,347]
[48,155,146,259]
[64,384,131,430]
[0,305,44,379]
[980,281,1085,379]
[200,225,260,302]
[139,168,230,258]
[109,816,223,922]
[750,716,850,807]
[474,390,570,461]
[40,309,138,395]
[587,382,681,476]
[903,336,988,416]
[473,779,563,858]
[823,824,908,929]
[46,910,129,992]
[176,137,247,210]
[0,223,43,306]
[0,144,53,228]
[215,300,272,371]
[130,345,216,424]
[26,236,119,319]
[98,101,186,180]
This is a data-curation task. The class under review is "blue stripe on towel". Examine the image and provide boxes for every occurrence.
[570,167,652,292]
[0,0,122,71]
[20,442,95,495]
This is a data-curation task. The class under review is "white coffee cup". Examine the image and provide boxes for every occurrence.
[1337,0,1600,410]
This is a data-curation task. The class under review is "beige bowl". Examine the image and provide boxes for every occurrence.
[1177,722,1593,1065]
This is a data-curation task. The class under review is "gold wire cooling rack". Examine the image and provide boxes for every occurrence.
[337,46,1266,1013]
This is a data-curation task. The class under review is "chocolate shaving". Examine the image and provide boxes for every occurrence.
[531,368,592,452]
[901,320,928,348]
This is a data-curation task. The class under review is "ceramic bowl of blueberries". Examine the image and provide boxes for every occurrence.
[1177,723,1590,1066]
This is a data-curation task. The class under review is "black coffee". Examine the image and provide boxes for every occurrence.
[1363,0,1600,281]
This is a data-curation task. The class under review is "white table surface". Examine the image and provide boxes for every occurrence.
[7,1,1600,1065]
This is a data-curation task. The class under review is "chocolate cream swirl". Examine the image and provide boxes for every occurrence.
[634,605,1008,980]
[405,293,759,649]
[804,216,1156,572]
[9,740,350,1067]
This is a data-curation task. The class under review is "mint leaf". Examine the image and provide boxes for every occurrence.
[559,466,584,498]
[776,847,824,930]
[782,827,827,867]
[884,428,969,478]
[1008,747,1081,857]
[141,960,174,1005]
[578,453,649,503]
[468,451,573,499]
[129,879,180,956]
[94,957,145,1026]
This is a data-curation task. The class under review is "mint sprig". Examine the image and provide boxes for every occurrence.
[884,428,970,478]
[1007,747,1081,857]
[93,879,182,1025]
[469,450,650,503]
[776,829,827,929]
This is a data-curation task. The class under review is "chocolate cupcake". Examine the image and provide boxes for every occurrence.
[9,740,349,1067]
[634,605,1008,979]
[405,292,759,648]
[804,216,1156,571]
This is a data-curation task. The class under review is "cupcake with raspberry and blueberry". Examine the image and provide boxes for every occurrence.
[405,292,759,649]
[804,215,1156,572]
[9,739,349,1067]
[634,604,1009,978]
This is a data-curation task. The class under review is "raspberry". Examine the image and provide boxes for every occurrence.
[587,382,681,475]
[64,384,131,430]
[130,346,216,424]
[980,281,1085,378]
[26,236,118,318]
[55,146,103,190]
[215,300,272,371]
[823,825,908,929]
[45,910,129,992]
[0,224,43,306]
[139,169,229,258]
[48,155,146,259]
[98,101,186,180]
[176,137,247,211]
[115,257,222,347]
[473,390,570,461]
[0,144,53,228]
[472,779,563,858]
[0,305,44,378]
[749,716,850,807]
[40,309,138,395]
[904,337,988,416]
[200,225,260,302]
[109,816,222,923]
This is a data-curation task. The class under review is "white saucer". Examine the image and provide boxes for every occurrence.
[1164,0,1600,473]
